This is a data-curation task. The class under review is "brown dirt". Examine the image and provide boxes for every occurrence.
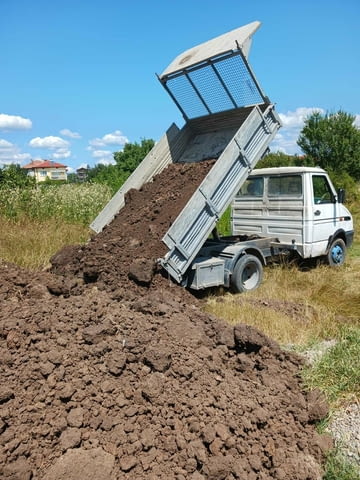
[50,160,216,296]
[0,161,333,480]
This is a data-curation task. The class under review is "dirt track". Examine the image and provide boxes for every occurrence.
[0,161,332,480]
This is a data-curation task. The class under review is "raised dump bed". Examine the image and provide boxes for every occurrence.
[160,104,280,282]
[91,21,281,286]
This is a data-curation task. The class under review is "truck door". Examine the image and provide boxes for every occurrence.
[311,174,337,257]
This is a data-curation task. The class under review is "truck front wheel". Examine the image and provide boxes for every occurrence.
[231,254,263,293]
[326,238,346,266]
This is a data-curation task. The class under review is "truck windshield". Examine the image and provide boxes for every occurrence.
[238,177,264,196]
[268,175,302,197]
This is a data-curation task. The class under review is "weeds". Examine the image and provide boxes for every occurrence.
[0,216,90,269]
[0,183,112,225]
[323,449,360,480]
[302,326,360,405]
[204,260,360,346]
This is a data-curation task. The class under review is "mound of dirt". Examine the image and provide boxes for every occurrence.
[0,161,333,479]
[0,260,331,480]
[50,160,216,294]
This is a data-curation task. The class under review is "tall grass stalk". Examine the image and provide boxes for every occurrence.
[0,183,112,225]
[205,259,360,346]
[0,217,90,269]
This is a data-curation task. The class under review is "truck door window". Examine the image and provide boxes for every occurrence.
[238,177,263,197]
[268,175,302,196]
[312,175,334,204]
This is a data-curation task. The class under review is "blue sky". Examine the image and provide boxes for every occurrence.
[1,0,359,171]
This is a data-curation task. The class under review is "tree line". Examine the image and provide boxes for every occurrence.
[257,110,360,198]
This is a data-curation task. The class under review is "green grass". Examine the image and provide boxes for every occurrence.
[217,206,231,235]
[323,449,360,480]
[349,242,360,258]
[302,326,360,405]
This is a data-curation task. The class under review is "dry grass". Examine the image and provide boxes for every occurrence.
[204,258,360,346]
[210,200,360,347]
[0,216,90,270]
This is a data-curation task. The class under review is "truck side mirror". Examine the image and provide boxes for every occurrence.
[337,188,346,203]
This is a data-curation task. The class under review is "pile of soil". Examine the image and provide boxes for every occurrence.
[0,161,332,480]
[50,160,216,294]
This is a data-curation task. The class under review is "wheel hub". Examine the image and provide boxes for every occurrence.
[331,245,343,264]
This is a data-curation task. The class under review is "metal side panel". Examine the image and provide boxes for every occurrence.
[90,123,183,233]
[161,105,280,282]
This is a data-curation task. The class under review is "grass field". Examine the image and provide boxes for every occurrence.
[0,216,90,270]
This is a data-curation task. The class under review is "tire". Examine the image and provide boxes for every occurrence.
[231,254,263,293]
[326,238,346,266]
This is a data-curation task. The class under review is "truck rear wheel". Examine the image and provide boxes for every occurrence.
[231,254,263,293]
[326,238,346,266]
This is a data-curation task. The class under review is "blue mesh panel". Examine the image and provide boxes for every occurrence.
[166,75,208,118]
[215,56,263,107]
[188,65,234,113]
[165,53,264,119]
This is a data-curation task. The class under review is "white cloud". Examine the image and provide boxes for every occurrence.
[278,107,324,129]
[89,130,128,147]
[270,131,301,155]
[91,149,113,158]
[0,139,31,165]
[0,139,14,149]
[88,149,114,166]
[96,157,116,166]
[52,148,71,159]
[272,107,360,154]
[270,107,325,155]
[77,162,90,169]
[29,136,69,149]
[0,113,32,130]
[10,153,32,162]
[60,128,81,139]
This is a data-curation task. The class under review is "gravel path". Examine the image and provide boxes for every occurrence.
[326,403,360,471]
[299,340,338,366]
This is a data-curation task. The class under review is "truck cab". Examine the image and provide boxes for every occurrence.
[232,166,354,263]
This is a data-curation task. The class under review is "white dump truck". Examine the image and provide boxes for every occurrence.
[232,166,353,264]
[91,22,353,293]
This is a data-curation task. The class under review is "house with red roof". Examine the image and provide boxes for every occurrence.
[22,160,68,182]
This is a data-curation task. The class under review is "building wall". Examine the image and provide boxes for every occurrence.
[33,168,67,182]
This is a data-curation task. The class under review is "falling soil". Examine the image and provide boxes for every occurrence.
[0,160,332,480]
[50,160,217,296]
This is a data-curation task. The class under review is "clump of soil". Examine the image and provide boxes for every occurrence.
[0,161,333,479]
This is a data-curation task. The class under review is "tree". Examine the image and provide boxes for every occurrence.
[0,164,35,189]
[256,151,313,169]
[87,163,119,192]
[88,138,155,193]
[297,110,360,179]
[113,138,155,175]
